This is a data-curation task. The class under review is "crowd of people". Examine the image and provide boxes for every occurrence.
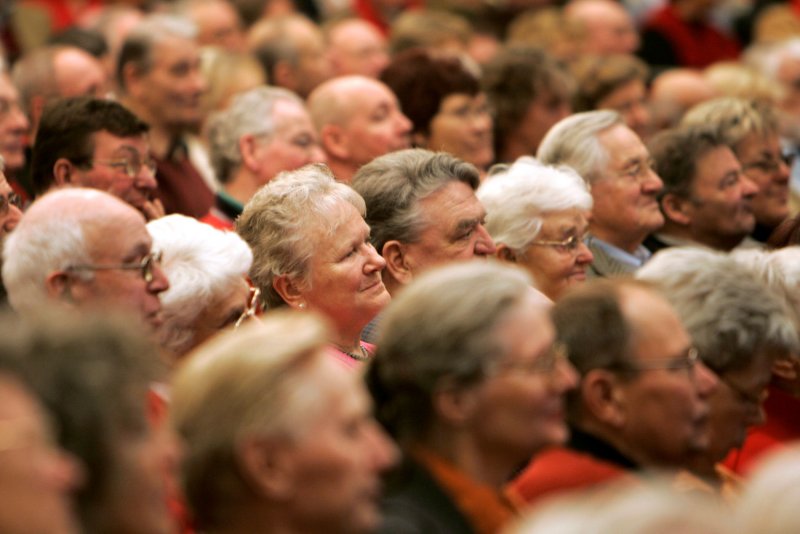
[3,0,800,533]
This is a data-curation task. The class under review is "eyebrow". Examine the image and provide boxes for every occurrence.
[452,216,482,237]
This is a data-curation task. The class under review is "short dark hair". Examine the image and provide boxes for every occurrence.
[380,48,480,137]
[31,96,149,196]
[648,125,726,200]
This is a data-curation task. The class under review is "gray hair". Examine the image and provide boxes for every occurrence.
[681,97,780,151]
[116,13,197,91]
[731,247,800,330]
[171,310,330,530]
[351,149,479,253]
[147,214,253,355]
[368,261,534,443]
[236,164,365,309]
[637,247,799,373]
[207,86,303,183]
[537,110,623,184]
[478,157,592,251]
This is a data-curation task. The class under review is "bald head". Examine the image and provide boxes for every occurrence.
[326,18,389,78]
[650,69,718,129]
[565,0,639,55]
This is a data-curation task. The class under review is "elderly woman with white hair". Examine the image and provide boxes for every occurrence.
[477,157,594,301]
[236,163,390,368]
[147,214,254,361]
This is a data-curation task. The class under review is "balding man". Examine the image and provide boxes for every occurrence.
[564,0,639,55]
[2,188,169,329]
[649,68,717,131]
[174,0,245,52]
[325,17,390,78]
[308,75,411,183]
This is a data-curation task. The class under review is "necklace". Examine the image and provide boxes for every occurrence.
[340,343,370,362]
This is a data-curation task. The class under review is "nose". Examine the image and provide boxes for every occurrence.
[694,361,719,398]
[473,224,496,256]
[473,109,492,133]
[309,144,327,164]
[395,110,412,135]
[49,449,85,492]
[366,420,399,472]
[630,102,650,133]
[741,174,759,198]
[149,262,170,293]
[136,165,158,191]
[364,242,386,272]
[553,356,579,393]
[10,105,29,131]
[575,241,593,265]
[641,167,663,194]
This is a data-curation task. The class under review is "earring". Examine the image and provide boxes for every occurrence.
[299,302,306,309]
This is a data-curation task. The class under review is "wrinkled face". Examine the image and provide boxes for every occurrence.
[706,349,775,463]
[0,376,82,534]
[54,48,108,99]
[513,90,571,156]
[776,56,800,141]
[338,81,412,168]
[0,74,29,171]
[135,35,205,130]
[299,201,390,335]
[328,21,389,78]
[252,100,326,184]
[73,202,170,329]
[100,418,182,534]
[0,172,22,237]
[617,289,718,468]
[687,145,757,248]
[470,294,578,464]
[403,181,496,274]
[736,133,791,229]
[424,93,494,170]
[284,357,398,534]
[592,124,664,250]
[597,80,650,141]
[290,21,332,98]
[184,277,250,354]
[73,131,157,217]
[583,3,640,55]
[515,208,593,301]
[191,0,245,52]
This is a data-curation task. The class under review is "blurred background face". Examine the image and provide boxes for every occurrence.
[736,132,791,229]
[0,74,30,172]
[0,376,82,534]
[283,357,397,534]
[423,93,494,170]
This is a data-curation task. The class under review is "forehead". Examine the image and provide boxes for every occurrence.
[91,130,149,154]
[0,74,19,100]
[150,35,199,68]
[597,124,647,168]
[418,180,481,226]
[624,287,691,361]
[693,145,739,184]
[496,293,554,359]
[85,202,151,258]
[272,99,310,126]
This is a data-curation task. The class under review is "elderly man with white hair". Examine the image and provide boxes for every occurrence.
[538,110,664,277]
[2,188,170,329]
[478,157,594,300]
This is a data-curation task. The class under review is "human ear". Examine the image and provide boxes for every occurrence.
[381,240,413,285]
[496,244,518,263]
[53,158,76,186]
[582,369,627,428]
[661,193,691,226]
[272,274,306,309]
[237,436,297,500]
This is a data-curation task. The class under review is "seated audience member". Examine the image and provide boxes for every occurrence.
[117,14,215,217]
[173,0,246,53]
[570,53,651,140]
[324,17,389,78]
[351,149,495,298]
[538,111,664,277]
[147,214,253,362]
[563,0,640,56]
[369,261,577,533]
[736,446,800,534]
[236,164,389,367]
[646,125,758,252]
[509,278,718,504]
[11,44,108,136]
[478,158,593,301]
[381,49,494,176]
[172,311,397,534]
[703,62,783,103]
[199,48,265,118]
[307,76,411,183]
[681,98,791,243]
[0,364,82,534]
[248,14,331,98]
[505,7,583,62]
[0,157,23,238]
[388,9,472,57]
[204,86,325,229]
[0,71,31,195]
[2,188,169,329]
[638,248,798,495]
[482,46,574,163]
[0,313,181,534]
[648,68,718,131]
[30,96,163,221]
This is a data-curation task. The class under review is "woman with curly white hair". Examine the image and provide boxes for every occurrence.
[147,214,254,361]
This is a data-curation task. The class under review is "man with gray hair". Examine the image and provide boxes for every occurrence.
[351,148,495,298]
[638,247,799,490]
[538,110,664,277]
[117,14,214,217]
[202,86,326,229]
[2,188,169,329]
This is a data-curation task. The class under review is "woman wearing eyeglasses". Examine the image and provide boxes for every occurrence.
[478,157,594,301]
[146,214,254,362]
[236,163,390,368]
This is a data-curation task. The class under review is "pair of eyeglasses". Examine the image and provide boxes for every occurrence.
[66,250,163,283]
[743,153,795,174]
[235,286,261,329]
[721,376,768,411]
[615,346,700,376]
[92,155,158,179]
[495,342,570,375]
[0,192,22,216]
[529,233,587,254]
[617,157,658,183]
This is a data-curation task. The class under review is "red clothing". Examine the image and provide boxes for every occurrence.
[199,210,234,231]
[154,143,214,218]
[353,0,423,34]
[722,385,800,475]
[508,445,634,505]
[641,4,740,68]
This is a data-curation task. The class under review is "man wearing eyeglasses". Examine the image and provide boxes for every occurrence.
[30,96,163,221]
[2,188,169,330]
[509,278,718,505]
[646,125,759,252]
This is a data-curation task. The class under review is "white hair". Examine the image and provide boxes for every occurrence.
[478,157,592,251]
[731,246,800,329]
[147,215,253,354]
